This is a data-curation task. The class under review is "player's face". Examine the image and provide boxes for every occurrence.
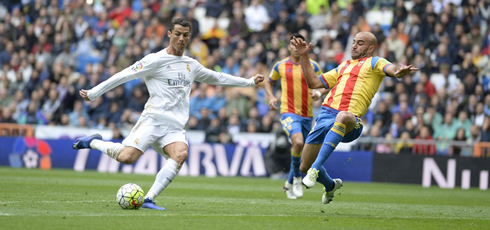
[351,35,374,60]
[288,41,300,58]
[168,25,191,54]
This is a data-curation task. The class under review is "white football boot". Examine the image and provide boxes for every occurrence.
[322,178,343,204]
[283,181,297,199]
[292,177,303,198]
[302,168,319,188]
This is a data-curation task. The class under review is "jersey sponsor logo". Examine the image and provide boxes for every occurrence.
[168,72,191,87]
[186,64,191,72]
[131,62,144,72]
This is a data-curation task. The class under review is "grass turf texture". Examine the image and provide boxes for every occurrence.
[0,167,489,230]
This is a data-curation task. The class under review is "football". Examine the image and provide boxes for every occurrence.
[116,183,145,210]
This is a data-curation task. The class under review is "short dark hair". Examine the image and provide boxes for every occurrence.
[290,33,305,41]
[169,18,192,32]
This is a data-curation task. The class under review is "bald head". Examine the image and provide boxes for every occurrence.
[357,31,377,47]
[351,31,377,59]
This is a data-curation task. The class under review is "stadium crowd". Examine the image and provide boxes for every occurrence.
[0,0,490,156]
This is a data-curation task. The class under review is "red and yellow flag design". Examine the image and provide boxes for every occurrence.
[319,57,392,117]
[269,57,322,118]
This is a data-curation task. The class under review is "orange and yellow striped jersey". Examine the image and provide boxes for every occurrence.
[319,57,393,117]
[269,57,322,118]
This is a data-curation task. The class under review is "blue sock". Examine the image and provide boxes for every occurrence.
[288,149,301,183]
[291,149,301,178]
[287,167,294,184]
[311,122,346,170]
[317,166,334,191]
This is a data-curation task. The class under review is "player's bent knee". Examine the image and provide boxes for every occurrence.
[172,151,188,165]
[336,111,356,123]
[299,163,310,174]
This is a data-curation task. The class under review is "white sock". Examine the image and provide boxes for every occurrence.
[145,158,181,200]
[90,139,124,160]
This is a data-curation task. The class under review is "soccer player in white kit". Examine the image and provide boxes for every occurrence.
[72,18,264,210]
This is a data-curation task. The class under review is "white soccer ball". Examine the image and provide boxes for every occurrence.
[116,183,145,210]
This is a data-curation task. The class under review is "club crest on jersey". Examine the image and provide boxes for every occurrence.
[358,60,365,66]
[186,64,191,72]
[131,62,143,72]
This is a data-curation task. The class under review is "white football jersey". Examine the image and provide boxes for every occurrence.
[87,49,255,128]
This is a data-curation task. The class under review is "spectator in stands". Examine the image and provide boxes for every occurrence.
[244,0,270,33]
[456,111,472,137]
[197,108,212,130]
[473,102,485,127]
[258,114,274,133]
[452,128,467,156]
[396,131,413,155]
[127,86,147,112]
[201,20,228,52]
[386,28,405,62]
[376,132,394,154]
[413,125,436,155]
[189,83,211,118]
[106,101,124,126]
[0,107,16,123]
[218,130,234,144]
[69,100,90,127]
[226,88,252,119]
[18,100,46,125]
[205,117,222,143]
[41,88,61,121]
[227,113,241,136]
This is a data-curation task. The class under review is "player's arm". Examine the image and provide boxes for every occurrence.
[309,61,329,100]
[310,88,329,101]
[80,54,157,101]
[291,37,324,89]
[195,64,264,86]
[385,64,419,78]
[265,63,280,110]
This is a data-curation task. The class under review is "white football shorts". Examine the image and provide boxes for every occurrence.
[122,115,188,158]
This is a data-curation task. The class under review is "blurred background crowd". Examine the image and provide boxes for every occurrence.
[1,0,490,157]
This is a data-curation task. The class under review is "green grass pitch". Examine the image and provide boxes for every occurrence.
[1,167,489,230]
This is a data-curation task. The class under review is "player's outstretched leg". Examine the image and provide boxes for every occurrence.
[322,178,342,204]
[303,122,346,188]
[141,198,166,211]
[142,159,181,210]
[73,133,125,161]
[72,134,102,149]
[290,149,303,198]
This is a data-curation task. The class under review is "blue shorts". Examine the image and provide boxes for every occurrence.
[280,113,313,139]
[305,106,363,144]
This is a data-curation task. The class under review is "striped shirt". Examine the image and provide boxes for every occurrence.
[269,57,322,117]
[319,57,393,117]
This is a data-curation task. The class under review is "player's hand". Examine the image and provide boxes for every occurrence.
[268,97,279,111]
[252,74,264,85]
[290,37,312,56]
[79,89,90,101]
[310,90,322,101]
[394,65,419,78]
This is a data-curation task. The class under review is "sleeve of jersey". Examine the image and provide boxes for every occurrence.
[268,62,281,83]
[195,63,255,87]
[373,57,393,76]
[87,53,157,101]
[312,61,323,76]
[318,68,338,89]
